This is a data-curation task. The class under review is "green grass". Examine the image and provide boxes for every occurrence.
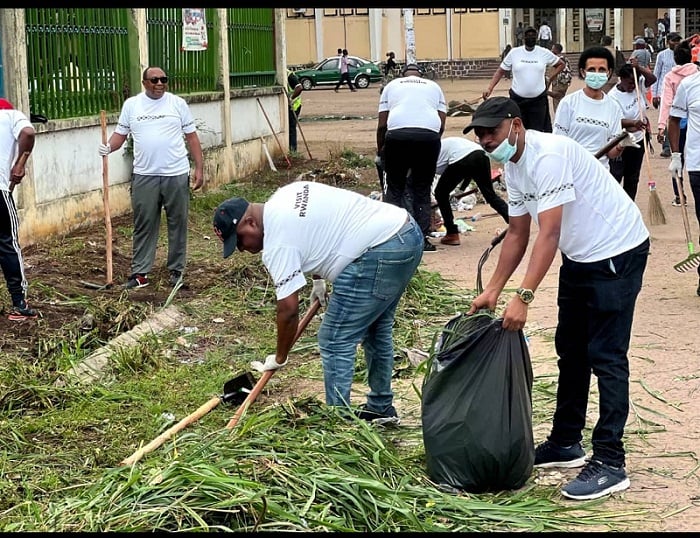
[0,149,649,531]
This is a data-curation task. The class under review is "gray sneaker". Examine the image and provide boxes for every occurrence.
[534,440,586,468]
[169,270,183,287]
[355,404,401,427]
[561,459,630,500]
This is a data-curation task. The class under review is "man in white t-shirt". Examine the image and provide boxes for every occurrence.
[0,98,38,320]
[213,181,423,425]
[483,26,564,132]
[538,20,553,50]
[465,97,649,502]
[99,66,204,290]
[377,63,447,251]
[668,69,700,295]
[433,136,509,246]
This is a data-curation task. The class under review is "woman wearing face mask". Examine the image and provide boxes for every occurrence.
[482,26,564,133]
[553,46,639,170]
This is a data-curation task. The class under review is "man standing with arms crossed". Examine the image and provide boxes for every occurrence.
[99,66,204,289]
[377,63,447,252]
[465,97,649,501]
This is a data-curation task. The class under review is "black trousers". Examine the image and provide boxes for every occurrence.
[0,191,28,306]
[433,151,509,234]
[288,105,301,152]
[335,72,354,90]
[509,89,552,132]
[609,142,645,201]
[383,128,441,237]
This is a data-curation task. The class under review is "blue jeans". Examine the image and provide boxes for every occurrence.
[551,239,649,468]
[318,215,423,411]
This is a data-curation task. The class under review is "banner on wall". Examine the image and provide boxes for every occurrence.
[182,8,208,51]
[584,8,605,32]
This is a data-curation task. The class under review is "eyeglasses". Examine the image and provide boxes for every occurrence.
[146,76,169,84]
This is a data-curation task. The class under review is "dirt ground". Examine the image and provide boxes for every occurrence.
[298,77,700,531]
[6,76,699,531]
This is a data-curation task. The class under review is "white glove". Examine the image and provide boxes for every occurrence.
[669,152,683,177]
[309,278,327,306]
[250,354,287,372]
[374,155,382,166]
[98,143,111,156]
[618,132,640,149]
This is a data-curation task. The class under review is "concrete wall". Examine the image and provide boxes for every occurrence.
[1,8,289,247]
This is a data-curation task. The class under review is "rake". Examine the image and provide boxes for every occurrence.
[673,172,700,272]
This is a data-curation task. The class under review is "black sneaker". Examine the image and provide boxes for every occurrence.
[169,270,183,287]
[534,440,586,468]
[355,404,401,426]
[423,239,437,252]
[124,274,149,289]
[561,459,630,500]
[8,300,39,321]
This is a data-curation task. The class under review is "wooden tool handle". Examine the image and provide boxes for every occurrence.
[594,131,630,160]
[100,110,113,285]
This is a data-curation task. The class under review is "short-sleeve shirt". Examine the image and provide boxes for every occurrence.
[379,76,447,133]
[552,89,624,169]
[0,109,34,192]
[261,181,409,299]
[115,92,196,176]
[435,137,483,175]
[607,77,651,144]
[671,71,700,172]
[504,129,648,262]
[501,46,561,98]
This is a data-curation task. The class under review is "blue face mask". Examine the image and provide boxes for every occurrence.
[487,121,518,164]
[585,72,609,90]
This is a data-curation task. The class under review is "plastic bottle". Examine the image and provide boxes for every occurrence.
[470,213,482,222]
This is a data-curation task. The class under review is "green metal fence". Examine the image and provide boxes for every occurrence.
[25,8,131,119]
[146,8,218,93]
[227,8,276,88]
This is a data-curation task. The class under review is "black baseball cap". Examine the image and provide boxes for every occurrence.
[668,32,682,42]
[402,63,423,75]
[463,97,521,134]
[213,197,249,258]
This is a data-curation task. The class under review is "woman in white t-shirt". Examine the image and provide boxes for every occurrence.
[553,46,635,170]
[606,58,657,200]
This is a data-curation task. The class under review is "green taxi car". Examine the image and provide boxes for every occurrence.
[293,55,382,90]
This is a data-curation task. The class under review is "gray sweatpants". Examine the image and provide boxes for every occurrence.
[129,173,190,277]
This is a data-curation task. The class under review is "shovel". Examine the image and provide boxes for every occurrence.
[225,298,322,430]
[120,371,257,466]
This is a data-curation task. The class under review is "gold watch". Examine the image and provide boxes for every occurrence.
[516,288,535,304]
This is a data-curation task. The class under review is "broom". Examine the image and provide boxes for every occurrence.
[633,66,666,225]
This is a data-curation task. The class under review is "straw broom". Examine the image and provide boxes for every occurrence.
[633,66,666,225]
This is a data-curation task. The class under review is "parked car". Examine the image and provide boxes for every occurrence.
[293,55,382,90]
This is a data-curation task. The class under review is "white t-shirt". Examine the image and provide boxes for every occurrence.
[553,89,625,168]
[501,46,561,98]
[378,76,447,133]
[115,92,196,176]
[435,137,483,175]
[671,71,700,171]
[538,25,552,41]
[261,181,409,299]
[0,110,34,192]
[505,129,648,262]
[607,78,650,143]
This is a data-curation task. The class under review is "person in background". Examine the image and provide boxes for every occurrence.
[334,49,356,93]
[656,18,667,52]
[465,96,650,501]
[553,46,639,171]
[537,20,553,50]
[643,23,655,52]
[668,49,700,296]
[658,38,700,206]
[600,35,622,94]
[501,44,512,79]
[0,98,38,320]
[548,43,572,114]
[482,25,564,132]
[515,22,524,47]
[377,63,447,252]
[213,181,423,425]
[380,50,398,94]
[99,66,204,289]
[286,68,303,154]
[652,32,683,158]
[433,136,509,246]
[606,59,657,201]
[631,37,652,68]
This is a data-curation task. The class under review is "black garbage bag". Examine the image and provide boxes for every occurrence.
[421,310,534,493]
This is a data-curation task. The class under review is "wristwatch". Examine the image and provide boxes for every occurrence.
[516,288,535,304]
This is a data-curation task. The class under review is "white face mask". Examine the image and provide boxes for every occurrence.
[486,121,518,164]
[585,72,609,90]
